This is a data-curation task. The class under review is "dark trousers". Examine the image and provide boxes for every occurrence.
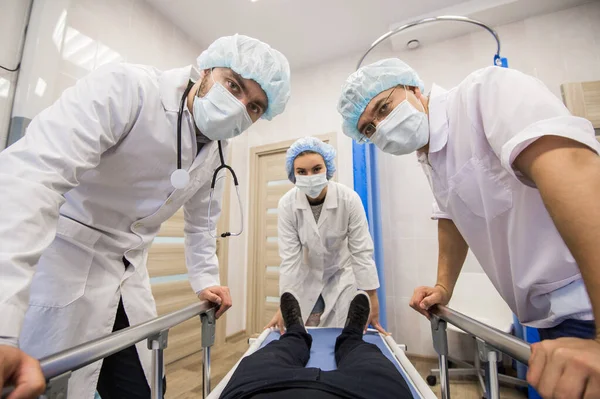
[97,297,165,399]
[220,325,414,399]
[538,319,596,340]
[97,258,166,398]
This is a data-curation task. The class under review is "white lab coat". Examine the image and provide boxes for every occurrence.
[278,181,380,327]
[420,66,600,327]
[0,63,226,398]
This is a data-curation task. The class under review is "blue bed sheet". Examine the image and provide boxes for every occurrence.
[259,328,421,398]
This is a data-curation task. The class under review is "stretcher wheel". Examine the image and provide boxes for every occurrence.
[426,375,437,386]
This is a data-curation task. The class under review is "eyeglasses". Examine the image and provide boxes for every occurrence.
[358,86,399,143]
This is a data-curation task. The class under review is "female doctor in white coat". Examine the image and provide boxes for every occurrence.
[266,137,386,335]
[0,35,291,399]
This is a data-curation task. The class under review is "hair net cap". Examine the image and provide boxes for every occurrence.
[197,34,291,120]
[286,137,337,183]
[337,58,425,142]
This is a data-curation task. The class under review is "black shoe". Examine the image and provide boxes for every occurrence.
[344,291,370,332]
[280,292,306,332]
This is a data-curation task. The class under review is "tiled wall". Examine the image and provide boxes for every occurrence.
[230,2,600,354]
[10,0,201,131]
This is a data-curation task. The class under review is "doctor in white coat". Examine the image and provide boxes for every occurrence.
[0,34,291,399]
[266,137,386,335]
[338,59,600,398]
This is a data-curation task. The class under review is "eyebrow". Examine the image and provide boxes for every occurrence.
[229,70,268,112]
[358,96,387,134]
[295,163,323,171]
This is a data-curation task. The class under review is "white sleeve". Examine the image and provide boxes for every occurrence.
[183,167,225,294]
[419,159,452,220]
[477,67,600,185]
[431,199,452,221]
[0,63,138,339]
[0,337,18,348]
[277,198,303,296]
[347,192,380,290]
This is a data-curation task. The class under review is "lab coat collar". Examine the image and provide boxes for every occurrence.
[318,182,338,228]
[427,84,450,154]
[323,181,338,210]
[159,65,198,112]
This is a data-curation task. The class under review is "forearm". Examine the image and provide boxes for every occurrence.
[532,152,600,335]
[436,218,469,296]
[366,289,378,299]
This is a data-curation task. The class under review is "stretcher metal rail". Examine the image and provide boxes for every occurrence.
[430,305,532,399]
[1,301,217,399]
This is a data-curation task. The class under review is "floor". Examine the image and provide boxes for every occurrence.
[165,338,527,399]
[165,339,249,399]
[410,357,527,399]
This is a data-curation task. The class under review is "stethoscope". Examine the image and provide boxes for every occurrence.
[171,80,244,238]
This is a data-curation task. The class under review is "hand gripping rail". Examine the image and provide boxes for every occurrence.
[429,305,531,399]
[2,301,217,399]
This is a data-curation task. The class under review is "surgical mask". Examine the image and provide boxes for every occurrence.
[192,74,253,141]
[371,99,429,156]
[295,174,328,198]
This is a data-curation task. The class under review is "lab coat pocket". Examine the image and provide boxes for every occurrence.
[450,157,512,220]
[29,217,102,308]
[324,229,347,250]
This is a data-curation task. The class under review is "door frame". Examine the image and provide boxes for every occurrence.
[245,133,337,334]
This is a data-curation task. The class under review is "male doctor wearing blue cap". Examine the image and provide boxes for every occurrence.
[0,34,291,399]
[338,59,600,398]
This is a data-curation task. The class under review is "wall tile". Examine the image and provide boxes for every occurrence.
[391,239,420,300]
[394,296,424,354]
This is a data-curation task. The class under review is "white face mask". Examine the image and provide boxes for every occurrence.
[295,174,328,199]
[371,98,429,156]
[192,74,253,141]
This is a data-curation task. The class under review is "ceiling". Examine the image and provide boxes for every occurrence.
[144,0,594,70]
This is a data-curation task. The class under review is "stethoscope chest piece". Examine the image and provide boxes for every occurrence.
[171,168,190,189]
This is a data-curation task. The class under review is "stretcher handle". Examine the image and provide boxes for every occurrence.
[430,305,531,364]
[1,301,217,399]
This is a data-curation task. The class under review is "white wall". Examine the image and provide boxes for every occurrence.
[11,0,201,123]
[226,2,600,353]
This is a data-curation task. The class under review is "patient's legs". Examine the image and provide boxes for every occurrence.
[220,293,320,399]
[240,323,312,370]
[324,292,414,399]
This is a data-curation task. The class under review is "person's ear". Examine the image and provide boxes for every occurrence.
[413,87,423,99]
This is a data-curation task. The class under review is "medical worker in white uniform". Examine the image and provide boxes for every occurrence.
[0,35,291,399]
[337,59,600,398]
[266,137,385,334]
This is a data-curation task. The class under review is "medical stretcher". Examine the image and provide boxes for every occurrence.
[208,327,437,399]
[1,304,531,399]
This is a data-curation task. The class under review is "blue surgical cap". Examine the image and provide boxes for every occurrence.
[337,58,425,142]
[197,34,291,120]
[286,137,336,183]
